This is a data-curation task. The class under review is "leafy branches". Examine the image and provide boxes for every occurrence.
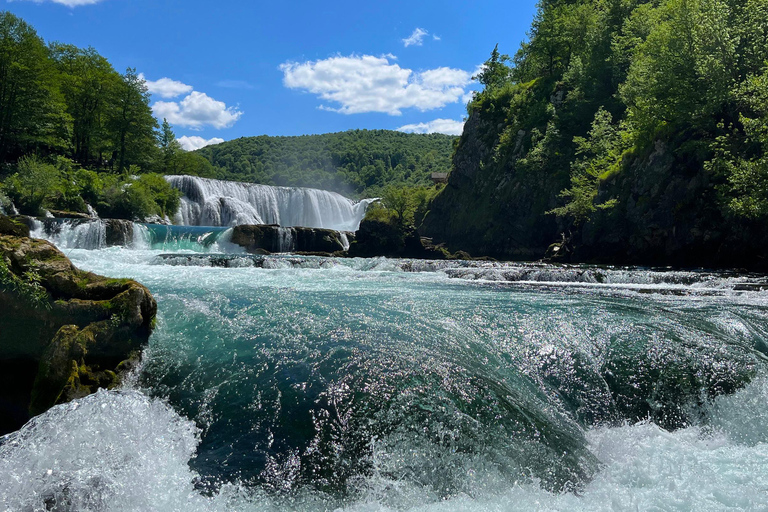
[549,108,625,225]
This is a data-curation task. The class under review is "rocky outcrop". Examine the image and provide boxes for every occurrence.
[348,218,476,260]
[104,219,136,246]
[423,105,768,270]
[231,224,353,255]
[421,109,566,261]
[0,215,156,434]
[573,141,768,270]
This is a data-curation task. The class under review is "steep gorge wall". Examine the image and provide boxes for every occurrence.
[423,109,768,270]
[422,108,566,261]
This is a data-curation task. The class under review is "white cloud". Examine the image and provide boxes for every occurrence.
[138,74,193,99]
[140,74,243,130]
[402,27,429,47]
[178,135,225,151]
[280,54,471,115]
[153,91,242,130]
[397,118,465,136]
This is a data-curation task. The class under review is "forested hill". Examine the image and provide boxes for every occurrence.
[195,130,456,198]
[423,0,768,270]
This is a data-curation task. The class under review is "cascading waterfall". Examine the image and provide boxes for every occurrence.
[31,219,107,250]
[167,175,375,231]
[277,227,295,252]
[29,219,240,253]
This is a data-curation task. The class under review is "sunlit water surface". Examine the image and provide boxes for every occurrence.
[2,245,768,511]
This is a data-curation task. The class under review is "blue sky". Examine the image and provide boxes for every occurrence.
[5,0,538,150]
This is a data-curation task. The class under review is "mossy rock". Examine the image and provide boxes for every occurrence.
[0,215,30,237]
[0,231,157,433]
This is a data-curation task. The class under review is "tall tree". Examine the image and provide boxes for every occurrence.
[0,12,65,161]
[50,43,120,167]
[158,118,182,174]
[107,68,158,172]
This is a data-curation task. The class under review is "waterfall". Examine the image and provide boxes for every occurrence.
[339,232,350,251]
[277,227,295,252]
[166,175,375,231]
[32,219,107,250]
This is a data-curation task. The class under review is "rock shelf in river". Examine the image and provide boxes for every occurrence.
[0,215,157,434]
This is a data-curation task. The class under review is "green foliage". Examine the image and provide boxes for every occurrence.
[108,68,159,173]
[549,108,626,225]
[473,44,512,91]
[1,155,179,220]
[707,69,768,218]
[0,257,49,310]
[4,156,61,215]
[380,184,441,227]
[0,12,160,172]
[0,12,67,161]
[196,130,455,199]
[158,118,183,174]
[96,172,180,221]
[460,0,768,230]
[0,13,192,221]
[362,202,394,223]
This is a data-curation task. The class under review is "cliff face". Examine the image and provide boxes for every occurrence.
[577,143,768,270]
[0,215,157,433]
[423,110,768,270]
[422,107,566,261]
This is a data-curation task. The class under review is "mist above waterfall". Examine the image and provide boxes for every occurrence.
[167,175,374,231]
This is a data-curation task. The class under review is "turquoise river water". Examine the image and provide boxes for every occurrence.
[2,238,768,511]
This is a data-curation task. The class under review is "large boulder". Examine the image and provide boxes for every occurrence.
[349,218,452,259]
[231,224,352,254]
[0,215,156,433]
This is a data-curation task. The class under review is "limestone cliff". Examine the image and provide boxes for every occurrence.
[423,107,768,270]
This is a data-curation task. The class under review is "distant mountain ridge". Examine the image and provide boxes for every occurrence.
[194,129,456,198]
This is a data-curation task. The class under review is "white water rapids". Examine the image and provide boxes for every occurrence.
[167,175,375,231]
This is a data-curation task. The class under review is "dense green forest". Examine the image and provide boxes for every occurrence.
[0,12,212,218]
[424,0,768,268]
[195,130,455,198]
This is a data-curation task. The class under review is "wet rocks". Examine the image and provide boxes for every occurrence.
[231,224,353,254]
[0,215,157,433]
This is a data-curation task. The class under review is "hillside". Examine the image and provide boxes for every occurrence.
[423,0,768,269]
[196,130,456,198]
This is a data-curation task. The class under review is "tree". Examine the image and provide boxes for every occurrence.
[4,155,60,215]
[0,12,66,161]
[549,108,623,225]
[158,118,182,174]
[107,68,158,172]
[473,44,511,91]
[382,185,416,226]
[50,43,119,168]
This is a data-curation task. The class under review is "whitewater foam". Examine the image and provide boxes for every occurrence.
[2,379,767,511]
[167,175,375,231]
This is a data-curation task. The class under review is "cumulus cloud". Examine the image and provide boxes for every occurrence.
[153,91,242,130]
[138,74,193,99]
[178,135,225,151]
[397,118,465,136]
[280,54,471,115]
[402,28,429,47]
